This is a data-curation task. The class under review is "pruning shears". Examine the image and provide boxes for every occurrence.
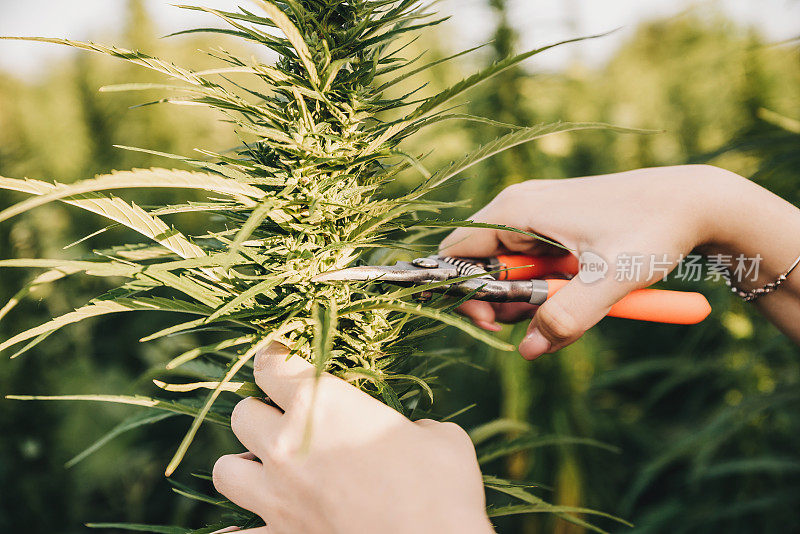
[313,254,712,325]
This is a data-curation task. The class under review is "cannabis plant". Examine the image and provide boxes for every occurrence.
[1,2,631,531]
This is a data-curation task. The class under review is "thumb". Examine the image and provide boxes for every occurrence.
[519,277,632,360]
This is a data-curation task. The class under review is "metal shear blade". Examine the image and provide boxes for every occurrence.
[311,261,457,284]
[312,257,548,304]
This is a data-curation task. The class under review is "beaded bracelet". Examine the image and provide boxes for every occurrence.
[725,253,800,302]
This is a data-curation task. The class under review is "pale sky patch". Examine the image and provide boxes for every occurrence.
[0,0,797,78]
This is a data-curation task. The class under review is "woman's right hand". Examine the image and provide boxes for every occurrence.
[440,165,800,359]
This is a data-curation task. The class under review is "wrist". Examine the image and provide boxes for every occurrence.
[689,165,750,254]
[693,166,800,291]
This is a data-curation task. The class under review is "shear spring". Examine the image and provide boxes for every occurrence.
[437,256,494,280]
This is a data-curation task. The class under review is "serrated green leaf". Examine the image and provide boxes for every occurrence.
[0,258,139,278]
[66,412,176,468]
[6,394,229,426]
[478,434,619,464]
[0,168,265,223]
[252,0,320,86]
[0,298,212,356]
[205,275,286,323]
[484,475,632,531]
[0,36,205,84]
[312,300,338,375]
[0,176,206,260]
[340,300,514,351]
[164,330,285,476]
[166,336,254,370]
[424,122,648,191]
[469,419,534,446]
[410,32,613,120]
[153,379,259,398]
[0,266,81,322]
[224,198,278,269]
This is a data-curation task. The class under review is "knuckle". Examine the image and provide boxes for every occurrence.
[437,422,478,461]
[493,185,520,208]
[253,342,289,373]
[499,183,524,199]
[415,418,437,427]
[689,163,720,177]
[537,300,581,344]
[438,421,472,445]
[211,454,236,491]
[253,347,270,373]
[230,397,257,429]
[269,435,294,464]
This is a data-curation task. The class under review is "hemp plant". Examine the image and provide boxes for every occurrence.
[1,1,632,532]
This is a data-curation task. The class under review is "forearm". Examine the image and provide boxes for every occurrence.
[700,168,800,342]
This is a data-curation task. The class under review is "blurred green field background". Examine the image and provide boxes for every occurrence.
[1,1,798,533]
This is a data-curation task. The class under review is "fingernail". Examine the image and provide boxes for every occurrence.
[211,528,240,534]
[519,327,551,360]
[475,320,502,332]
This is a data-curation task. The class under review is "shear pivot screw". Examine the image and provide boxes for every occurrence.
[412,257,438,269]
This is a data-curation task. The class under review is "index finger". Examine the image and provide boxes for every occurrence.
[253,342,361,412]
[439,203,516,258]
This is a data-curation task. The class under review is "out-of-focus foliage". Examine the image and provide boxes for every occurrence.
[1,1,798,533]
[0,2,239,531]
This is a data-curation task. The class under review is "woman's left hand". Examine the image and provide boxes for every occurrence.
[212,342,494,534]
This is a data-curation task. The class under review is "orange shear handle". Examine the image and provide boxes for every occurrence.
[545,279,711,325]
[497,253,579,280]
[496,254,711,325]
